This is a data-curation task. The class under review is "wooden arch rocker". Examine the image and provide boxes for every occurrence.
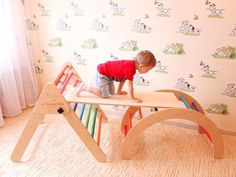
[121,90,224,159]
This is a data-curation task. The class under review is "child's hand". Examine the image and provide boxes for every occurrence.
[117,90,128,95]
[132,97,143,103]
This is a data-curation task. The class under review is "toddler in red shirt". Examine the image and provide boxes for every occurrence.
[76,50,156,103]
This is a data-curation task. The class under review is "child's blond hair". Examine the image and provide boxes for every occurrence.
[135,50,156,67]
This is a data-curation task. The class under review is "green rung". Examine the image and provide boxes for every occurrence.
[85,104,93,129]
[91,108,98,138]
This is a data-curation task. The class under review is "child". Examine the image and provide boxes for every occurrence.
[76,50,156,103]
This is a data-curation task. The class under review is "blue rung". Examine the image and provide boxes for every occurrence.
[192,102,200,112]
[180,96,191,109]
[79,104,86,121]
[73,103,78,112]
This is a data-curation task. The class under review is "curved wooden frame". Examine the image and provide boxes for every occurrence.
[120,89,205,134]
[121,89,224,159]
[156,89,206,134]
[122,108,224,159]
[120,107,139,133]
[157,89,205,113]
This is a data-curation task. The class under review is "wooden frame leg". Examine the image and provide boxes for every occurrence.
[11,112,44,162]
[11,83,106,163]
[64,111,106,162]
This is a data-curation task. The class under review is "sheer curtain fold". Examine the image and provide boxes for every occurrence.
[0,0,38,125]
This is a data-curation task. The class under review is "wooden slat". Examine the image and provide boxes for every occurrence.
[64,86,185,109]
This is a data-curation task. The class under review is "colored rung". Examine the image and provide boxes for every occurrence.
[58,69,70,88]
[73,103,78,112]
[138,107,143,119]
[128,113,132,129]
[73,79,80,113]
[97,114,102,146]
[180,96,191,109]
[73,79,80,87]
[85,104,93,129]
[91,108,98,138]
[199,126,212,142]
[60,73,68,86]
[60,71,74,94]
[79,104,86,121]
[192,102,200,112]
[192,102,212,142]
[54,64,71,85]
[124,125,128,137]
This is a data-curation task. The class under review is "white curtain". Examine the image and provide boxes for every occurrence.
[0,0,38,126]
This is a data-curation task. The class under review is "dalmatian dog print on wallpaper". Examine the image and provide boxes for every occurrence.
[25,0,236,133]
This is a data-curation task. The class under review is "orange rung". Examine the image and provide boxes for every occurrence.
[138,107,143,119]
[128,113,132,129]
[124,125,128,137]
[59,70,74,94]
[97,114,103,146]
[198,125,212,142]
[54,63,71,86]
[192,102,212,143]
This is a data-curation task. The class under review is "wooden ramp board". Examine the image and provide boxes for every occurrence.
[64,85,185,108]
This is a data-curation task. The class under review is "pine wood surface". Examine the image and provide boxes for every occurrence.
[64,85,185,108]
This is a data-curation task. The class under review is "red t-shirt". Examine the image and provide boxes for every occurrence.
[97,60,136,81]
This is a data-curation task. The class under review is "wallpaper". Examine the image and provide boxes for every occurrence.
[24,0,236,133]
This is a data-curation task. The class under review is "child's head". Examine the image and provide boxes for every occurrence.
[134,50,156,74]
